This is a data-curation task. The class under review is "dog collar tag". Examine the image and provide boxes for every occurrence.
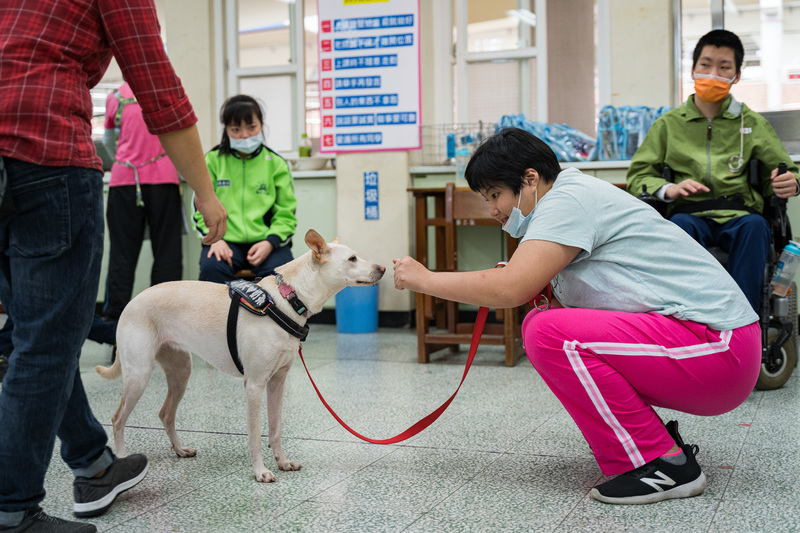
[275,274,309,316]
[279,284,295,299]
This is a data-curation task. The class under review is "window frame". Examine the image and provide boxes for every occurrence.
[216,0,306,152]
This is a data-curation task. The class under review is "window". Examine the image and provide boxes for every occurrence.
[223,0,305,153]
[453,0,547,124]
[680,0,800,112]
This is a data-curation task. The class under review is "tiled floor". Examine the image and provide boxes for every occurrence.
[12,325,800,532]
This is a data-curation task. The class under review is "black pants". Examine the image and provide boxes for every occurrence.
[198,241,293,283]
[104,184,183,320]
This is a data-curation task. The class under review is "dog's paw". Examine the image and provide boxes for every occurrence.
[277,459,302,472]
[254,468,277,483]
[173,446,197,458]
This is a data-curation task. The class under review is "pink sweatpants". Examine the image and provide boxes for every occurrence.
[522,308,761,475]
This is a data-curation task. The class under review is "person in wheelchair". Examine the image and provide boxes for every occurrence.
[627,29,799,313]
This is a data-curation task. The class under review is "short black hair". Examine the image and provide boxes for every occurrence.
[692,29,744,74]
[465,127,561,194]
[216,95,265,155]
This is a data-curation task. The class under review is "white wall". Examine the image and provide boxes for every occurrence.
[609,0,675,108]
[336,151,413,312]
[163,0,218,150]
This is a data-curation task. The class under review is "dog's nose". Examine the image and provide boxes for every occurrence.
[378,265,386,273]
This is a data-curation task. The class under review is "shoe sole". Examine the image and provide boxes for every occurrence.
[73,462,149,518]
[590,471,707,505]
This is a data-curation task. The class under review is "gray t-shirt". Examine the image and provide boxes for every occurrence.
[521,167,757,331]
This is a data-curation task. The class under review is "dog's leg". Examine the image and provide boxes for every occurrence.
[266,365,301,472]
[156,345,196,457]
[112,364,153,457]
[245,378,275,482]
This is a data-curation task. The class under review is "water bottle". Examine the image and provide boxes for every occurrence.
[455,148,470,186]
[299,133,311,157]
[771,240,800,297]
[446,133,456,160]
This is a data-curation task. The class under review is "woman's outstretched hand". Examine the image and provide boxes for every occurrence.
[393,256,429,292]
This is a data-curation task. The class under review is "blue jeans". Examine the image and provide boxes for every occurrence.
[0,314,116,350]
[199,241,293,283]
[670,213,771,312]
[0,158,113,524]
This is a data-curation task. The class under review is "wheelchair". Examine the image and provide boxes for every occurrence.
[636,159,797,390]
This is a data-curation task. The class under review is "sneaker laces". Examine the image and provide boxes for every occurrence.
[28,507,65,524]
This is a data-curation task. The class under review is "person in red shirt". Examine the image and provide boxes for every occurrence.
[0,1,227,531]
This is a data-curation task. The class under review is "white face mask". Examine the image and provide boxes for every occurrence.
[501,186,537,238]
[229,131,264,154]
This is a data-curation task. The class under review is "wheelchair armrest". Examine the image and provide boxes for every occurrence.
[661,164,673,183]
[748,159,760,190]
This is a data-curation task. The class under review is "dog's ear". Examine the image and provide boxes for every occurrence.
[305,229,329,259]
[332,237,339,244]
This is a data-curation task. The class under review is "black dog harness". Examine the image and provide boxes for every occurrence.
[226,279,309,375]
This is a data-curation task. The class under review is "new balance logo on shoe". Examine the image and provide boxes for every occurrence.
[640,470,677,492]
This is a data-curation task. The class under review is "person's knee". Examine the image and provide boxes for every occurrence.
[522,310,560,371]
[728,215,771,258]
[199,255,234,283]
[669,213,693,226]
[669,213,700,234]
[256,245,294,277]
[742,215,771,241]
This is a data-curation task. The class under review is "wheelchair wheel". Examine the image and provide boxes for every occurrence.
[755,329,797,390]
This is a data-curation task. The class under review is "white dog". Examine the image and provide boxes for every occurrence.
[96,229,385,482]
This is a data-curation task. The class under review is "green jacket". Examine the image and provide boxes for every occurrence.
[193,145,297,248]
[626,95,799,224]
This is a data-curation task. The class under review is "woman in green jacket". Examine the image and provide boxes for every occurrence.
[194,95,298,283]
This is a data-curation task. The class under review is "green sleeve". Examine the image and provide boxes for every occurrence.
[751,116,800,197]
[193,152,217,238]
[626,118,671,199]
[265,159,298,245]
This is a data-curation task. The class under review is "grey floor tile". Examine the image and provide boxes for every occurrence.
[557,495,721,533]
[264,500,423,533]
[708,498,800,533]
[104,472,299,533]
[22,325,800,532]
[405,455,599,533]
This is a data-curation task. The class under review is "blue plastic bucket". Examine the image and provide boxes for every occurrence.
[335,285,379,333]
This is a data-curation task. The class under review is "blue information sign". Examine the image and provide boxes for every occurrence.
[364,171,379,220]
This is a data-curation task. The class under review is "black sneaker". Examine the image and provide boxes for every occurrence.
[73,454,148,518]
[2,507,96,532]
[590,444,707,504]
[665,419,685,447]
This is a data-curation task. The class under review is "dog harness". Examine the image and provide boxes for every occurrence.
[226,279,310,374]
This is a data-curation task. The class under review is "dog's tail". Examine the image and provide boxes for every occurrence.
[95,350,122,380]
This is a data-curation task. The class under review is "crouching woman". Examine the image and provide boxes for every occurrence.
[392,127,759,505]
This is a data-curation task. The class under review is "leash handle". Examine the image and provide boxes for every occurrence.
[298,305,488,444]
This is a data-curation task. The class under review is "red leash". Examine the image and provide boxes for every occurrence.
[297,305,489,444]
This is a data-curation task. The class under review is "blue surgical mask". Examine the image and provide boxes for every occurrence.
[229,131,264,154]
[501,187,537,238]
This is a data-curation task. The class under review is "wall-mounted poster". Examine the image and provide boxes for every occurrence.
[317,0,421,154]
